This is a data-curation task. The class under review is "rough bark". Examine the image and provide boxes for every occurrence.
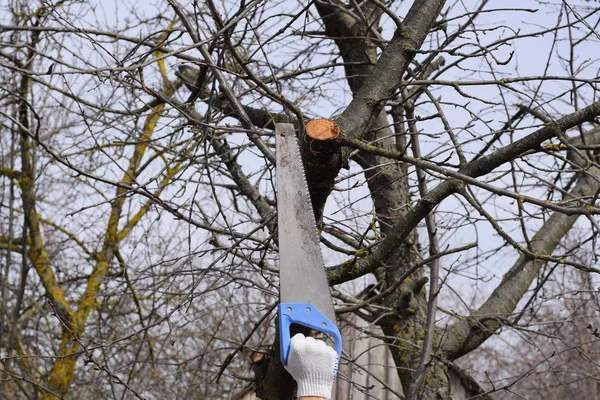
[304,0,446,221]
[258,1,446,398]
[254,1,446,397]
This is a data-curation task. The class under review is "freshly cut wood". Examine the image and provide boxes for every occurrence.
[306,118,340,140]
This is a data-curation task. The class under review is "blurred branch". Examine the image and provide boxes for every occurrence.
[44,28,177,398]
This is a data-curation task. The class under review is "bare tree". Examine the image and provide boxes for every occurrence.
[0,0,599,399]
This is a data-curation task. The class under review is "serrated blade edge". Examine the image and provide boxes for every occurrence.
[276,123,336,324]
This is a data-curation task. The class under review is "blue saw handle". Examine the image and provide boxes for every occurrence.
[279,302,342,377]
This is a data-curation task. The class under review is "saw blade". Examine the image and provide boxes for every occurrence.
[276,123,336,324]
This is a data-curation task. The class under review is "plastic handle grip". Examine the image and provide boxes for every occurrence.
[279,302,342,377]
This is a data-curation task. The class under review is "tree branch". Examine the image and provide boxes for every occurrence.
[306,0,446,219]
[327,100,600,284]
[440,161,600,359]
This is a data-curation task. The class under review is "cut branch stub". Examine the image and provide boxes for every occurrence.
[306,118,340,140]
[305,118,340,156]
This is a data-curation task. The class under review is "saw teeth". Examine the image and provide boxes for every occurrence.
[284,128,324,261]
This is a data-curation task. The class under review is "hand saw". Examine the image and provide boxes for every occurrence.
[275,123,342,376]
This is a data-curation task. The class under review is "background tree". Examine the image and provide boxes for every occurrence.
[0,0,599,399]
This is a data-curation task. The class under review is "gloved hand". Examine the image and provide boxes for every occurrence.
[284,333,337,399]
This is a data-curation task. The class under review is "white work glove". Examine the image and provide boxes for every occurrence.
[284,333,337,399]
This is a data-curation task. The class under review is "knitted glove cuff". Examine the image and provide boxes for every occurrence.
[297,382,332,398]
[296,370,334,398]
